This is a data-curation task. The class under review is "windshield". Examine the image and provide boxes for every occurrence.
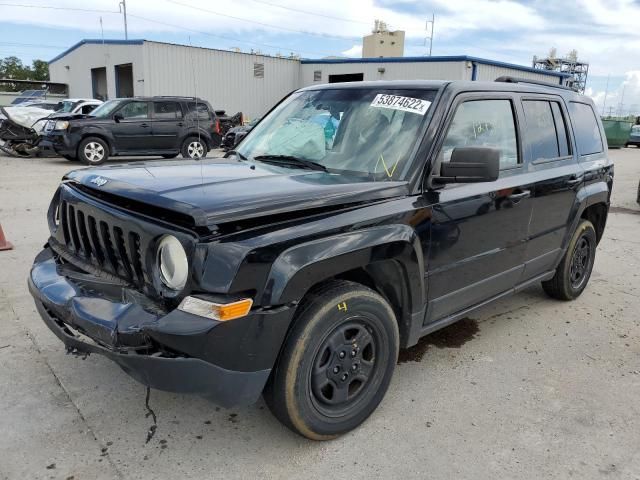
[237,88,437,180]
[90,99,126,118]
[56,100,80,113]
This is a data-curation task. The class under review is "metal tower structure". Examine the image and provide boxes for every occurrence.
[533,49,589,93]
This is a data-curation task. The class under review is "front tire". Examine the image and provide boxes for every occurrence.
[78,137,109,165]
[264,281,399,440]
[181,136,207,159]
[542,219,597,300]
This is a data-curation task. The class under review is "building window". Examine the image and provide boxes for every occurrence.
[253,63,264,78]
[313,70,322,82]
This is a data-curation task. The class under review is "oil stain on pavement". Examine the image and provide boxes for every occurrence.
[397,317,480,364]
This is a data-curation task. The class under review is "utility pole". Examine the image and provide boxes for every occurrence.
[425,14,434,56]
[119,0,128,40]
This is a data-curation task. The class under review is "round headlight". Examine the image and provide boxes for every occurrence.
[156,235,189,291]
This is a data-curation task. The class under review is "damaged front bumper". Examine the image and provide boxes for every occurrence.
[28,247,292,408]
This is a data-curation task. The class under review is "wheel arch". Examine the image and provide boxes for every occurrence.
[262,225,426,348]
[78,132,113,156]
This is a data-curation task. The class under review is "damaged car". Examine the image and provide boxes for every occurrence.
[30,79,613,439]
[0,99,102,157]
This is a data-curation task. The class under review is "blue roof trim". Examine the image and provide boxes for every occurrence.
[49,39,144,64]
[301,55,571,78]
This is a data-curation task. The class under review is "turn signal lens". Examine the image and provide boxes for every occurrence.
[178,296,253,321]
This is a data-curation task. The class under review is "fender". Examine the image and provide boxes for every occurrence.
[179,129,213,147]
[562,179,610,252]
[261,224,426,341]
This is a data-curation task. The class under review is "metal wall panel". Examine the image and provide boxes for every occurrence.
[49,43,144,99]
[142,42,299,119]
[300,61,469,86]
[474,64,563,84]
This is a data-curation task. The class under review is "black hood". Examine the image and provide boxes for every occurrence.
[65,159,408,229]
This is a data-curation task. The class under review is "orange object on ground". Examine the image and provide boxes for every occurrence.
[0,223,13,251]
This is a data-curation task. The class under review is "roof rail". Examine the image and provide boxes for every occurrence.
[494,76,574,91]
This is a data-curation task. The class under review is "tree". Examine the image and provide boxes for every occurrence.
[0,56,28,80]
[31,60,49,81]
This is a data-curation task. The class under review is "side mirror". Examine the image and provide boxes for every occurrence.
[113,113,123,123]
[436,147,500,183]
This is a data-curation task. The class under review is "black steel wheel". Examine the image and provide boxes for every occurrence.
[264,280,399,440]
[542,219,597,300]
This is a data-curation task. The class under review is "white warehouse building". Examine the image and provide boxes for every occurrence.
[49,39,569,119]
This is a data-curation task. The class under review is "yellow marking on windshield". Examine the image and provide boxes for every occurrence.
[375,154,400,179]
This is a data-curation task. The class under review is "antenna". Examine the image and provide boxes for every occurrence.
[188,37,205,191]
[425,14,434,56]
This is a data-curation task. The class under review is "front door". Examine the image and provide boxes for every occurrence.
[151,101,184,150]
[424,95,534,323]
[111,101,151,152]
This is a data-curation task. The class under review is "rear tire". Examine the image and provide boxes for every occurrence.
[542,219,597,300]
[264,280,399,440]
[181,136,207,159]
[78,137,109,165]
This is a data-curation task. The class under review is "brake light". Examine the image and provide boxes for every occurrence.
[214,118,220,135]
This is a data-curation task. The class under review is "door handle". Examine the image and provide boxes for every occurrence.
[140,123,150,128]
[566,176,584,186]
[507,190,530,201]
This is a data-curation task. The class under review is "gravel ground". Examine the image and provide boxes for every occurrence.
[0,149,639,480]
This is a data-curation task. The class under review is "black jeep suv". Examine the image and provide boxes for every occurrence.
[29,79,613,440]
[42,96,221,165]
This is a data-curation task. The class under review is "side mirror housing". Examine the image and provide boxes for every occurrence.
[113,113,123,123]
[436,147,500,184]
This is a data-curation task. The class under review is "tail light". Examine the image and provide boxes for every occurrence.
[214,119,221,135]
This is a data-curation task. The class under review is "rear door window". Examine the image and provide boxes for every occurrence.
[154,101,182,119]
[523,100,571,160]
[440,99,519,169]
[568,102,603,156]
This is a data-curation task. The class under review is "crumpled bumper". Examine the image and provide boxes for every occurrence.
[28,247,290,408]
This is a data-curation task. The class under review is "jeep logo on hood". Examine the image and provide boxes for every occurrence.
[90,176,108,187]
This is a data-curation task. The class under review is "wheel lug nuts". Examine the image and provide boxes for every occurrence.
[333,366,340,373]
[351,350,357,357]
[351,364,358,371]
[339,351,346,359]
[341,373,348,381]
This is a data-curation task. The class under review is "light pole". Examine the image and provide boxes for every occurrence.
[119,0,128,40]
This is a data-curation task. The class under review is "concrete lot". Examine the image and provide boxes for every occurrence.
[0,149,639,480]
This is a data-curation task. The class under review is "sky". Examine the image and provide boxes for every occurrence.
[1,0,639,116]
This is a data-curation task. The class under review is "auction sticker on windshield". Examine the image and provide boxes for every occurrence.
[370,94,431,115]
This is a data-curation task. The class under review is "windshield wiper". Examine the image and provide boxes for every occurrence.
[253,154,327,172]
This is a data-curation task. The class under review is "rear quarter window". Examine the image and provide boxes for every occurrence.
[186,102,211,120]
[568,102,603,156]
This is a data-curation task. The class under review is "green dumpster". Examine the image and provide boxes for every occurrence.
[601,119,632,149]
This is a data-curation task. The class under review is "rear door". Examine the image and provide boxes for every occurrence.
[151,101,185,150]
[111,101,151,151]
[425,94,534,323]
[520,96,584,280]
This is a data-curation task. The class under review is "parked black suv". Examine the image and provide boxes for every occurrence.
[41,96,222,165]
[29,79,613,440]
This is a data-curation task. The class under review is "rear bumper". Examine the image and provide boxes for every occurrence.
[27,247,289,407]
